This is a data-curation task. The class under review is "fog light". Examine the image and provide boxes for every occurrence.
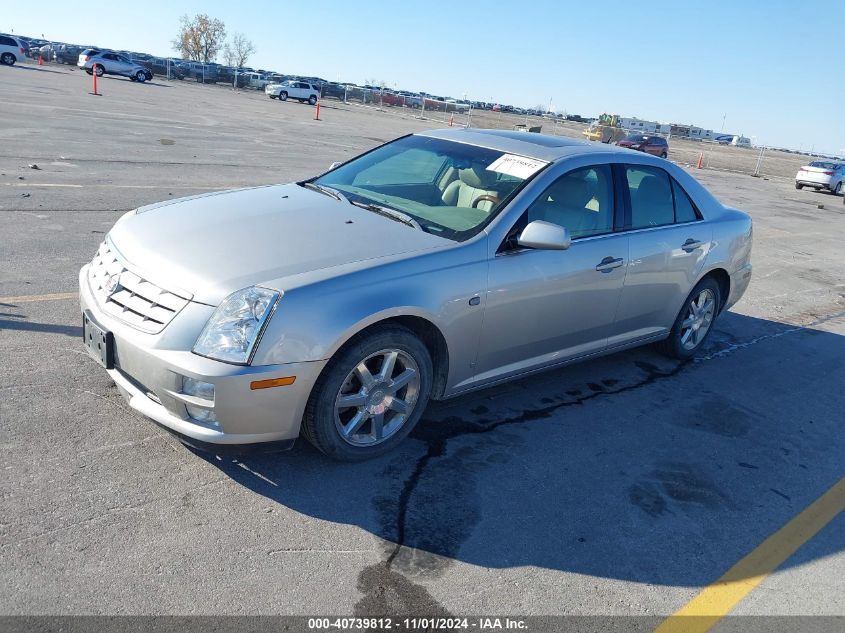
[186,405,218,424]
[182,377,215,401]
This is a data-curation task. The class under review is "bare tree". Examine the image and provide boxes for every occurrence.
[172,14,226,62]
[222,33,255,68]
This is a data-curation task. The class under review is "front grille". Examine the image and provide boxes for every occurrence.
[88,239,190,333]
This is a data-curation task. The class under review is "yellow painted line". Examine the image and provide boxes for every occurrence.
[654,476,845,633]
[0,292,77,304]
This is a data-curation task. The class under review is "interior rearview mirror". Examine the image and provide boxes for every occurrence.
[517,220,571,250]
[329,161,343,170]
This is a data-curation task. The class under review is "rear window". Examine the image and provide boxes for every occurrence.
[808,161,839,170]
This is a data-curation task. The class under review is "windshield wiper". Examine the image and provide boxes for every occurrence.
[349,200,423,230]
[300,181,346,202]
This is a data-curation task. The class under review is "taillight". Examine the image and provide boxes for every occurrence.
[20,48,26,54]
[823,171,834,176]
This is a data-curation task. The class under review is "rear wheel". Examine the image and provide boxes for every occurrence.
[301,325,433,461]
[655,277,721,360]
[795,182,803,190]
[94,64,104,77]
[833,182,842,196]
[660,151,668,159]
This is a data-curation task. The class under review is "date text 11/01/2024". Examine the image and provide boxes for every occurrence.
[307,617,528,630]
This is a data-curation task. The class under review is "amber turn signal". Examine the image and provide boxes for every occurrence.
[250,376,296,390]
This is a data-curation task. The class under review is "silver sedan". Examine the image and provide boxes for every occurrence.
[78,129,753,461]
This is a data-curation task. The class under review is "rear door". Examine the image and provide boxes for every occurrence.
[608,165,711,346]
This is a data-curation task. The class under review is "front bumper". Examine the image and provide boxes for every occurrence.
[79,265,326,447]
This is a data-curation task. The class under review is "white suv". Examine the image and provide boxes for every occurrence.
[265,80,319,105]
[795,161,845,195]
[0,34,26,66]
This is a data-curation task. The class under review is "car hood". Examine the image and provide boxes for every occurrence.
[108,184,449,305]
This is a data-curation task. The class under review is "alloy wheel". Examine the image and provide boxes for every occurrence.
[334,349,421,447]
[679,288,716,351]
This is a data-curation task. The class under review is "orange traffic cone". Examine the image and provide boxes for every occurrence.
[38,55,43,65]
[448,113,454,127]
[696,152,703,169]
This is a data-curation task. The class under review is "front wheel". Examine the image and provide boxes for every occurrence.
[278,91,288,101]
[833,182,842,196]
[94,64,104,77]
[0,53,15,66]
[308,95,318,106]
[795,182,803,190]
[301,325,433,461]
[660,151,668,159]
[135,70,146,82]
[655,278,721,360]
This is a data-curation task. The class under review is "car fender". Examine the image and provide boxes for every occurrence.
[251,241,488,391]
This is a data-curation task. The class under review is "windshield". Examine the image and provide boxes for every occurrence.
[312,135,547,241]
[623,134,647,142]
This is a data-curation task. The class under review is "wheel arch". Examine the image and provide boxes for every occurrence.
[699,267,731,312]
[318,312,450,400]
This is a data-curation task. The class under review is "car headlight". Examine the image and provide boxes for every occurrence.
[192,286,280,364]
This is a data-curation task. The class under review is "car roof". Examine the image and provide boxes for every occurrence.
[416,128,624,162]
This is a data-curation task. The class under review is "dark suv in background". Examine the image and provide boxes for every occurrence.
[616,134,669,158]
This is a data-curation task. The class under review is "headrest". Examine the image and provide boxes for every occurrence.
[546,177,590,208]
[459,163,496,189]
[637,175,672,206]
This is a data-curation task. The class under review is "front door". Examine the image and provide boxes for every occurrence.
[474,164,629,385]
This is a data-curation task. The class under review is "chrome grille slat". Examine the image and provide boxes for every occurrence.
[87,240,189,334]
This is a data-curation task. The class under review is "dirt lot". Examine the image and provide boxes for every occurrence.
[1,63,844,629]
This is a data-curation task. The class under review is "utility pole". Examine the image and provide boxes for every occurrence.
[721,112,726,131]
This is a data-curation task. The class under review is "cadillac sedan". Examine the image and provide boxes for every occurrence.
[79,129,753,461]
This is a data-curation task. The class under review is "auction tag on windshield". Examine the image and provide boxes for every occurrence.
[487,154,549,179]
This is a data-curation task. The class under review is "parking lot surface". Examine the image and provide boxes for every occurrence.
[1,64,844,624]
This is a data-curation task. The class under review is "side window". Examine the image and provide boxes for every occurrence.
[671,178,700,223]
[626,166,674,228]
[526,165,614,239]
[0,36,14,46]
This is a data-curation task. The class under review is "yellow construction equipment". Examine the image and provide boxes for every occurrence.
[583,113,627,144]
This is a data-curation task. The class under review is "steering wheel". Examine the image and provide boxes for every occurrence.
[472,194,501,209]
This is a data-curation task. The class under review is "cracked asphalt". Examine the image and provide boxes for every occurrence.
[1,64,844,621]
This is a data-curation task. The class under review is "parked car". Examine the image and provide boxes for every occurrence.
[0,34,27,65]
[77,49,152,82]
[794,161,845,194]
[54,44,83,65]
[616,134,669,158]
[79,128,752,461]
[265,80,319,104]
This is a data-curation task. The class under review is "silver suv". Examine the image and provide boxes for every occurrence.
[77,49,152,82]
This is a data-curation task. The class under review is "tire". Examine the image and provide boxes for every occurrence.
[85,69,93,75]
[655,277,721,360]
[301,325,433,461]
[268,94,276,99]
[129,75,137,82]
[94,64,104,77]
[135,70,146,82]
[279,91,288,101]
[308,94,318,106]
[795,182,803,190]
[833,182,842,196]
[660,151,668,159]
[1,53,15,66]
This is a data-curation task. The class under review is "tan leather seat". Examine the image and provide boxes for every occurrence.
[528,177,597,237]
[441,163,500,212]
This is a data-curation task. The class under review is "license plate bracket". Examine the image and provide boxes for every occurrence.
[82,310,114,369]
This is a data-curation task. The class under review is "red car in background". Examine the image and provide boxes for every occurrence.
[616,134,669,159]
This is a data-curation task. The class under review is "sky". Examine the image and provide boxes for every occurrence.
[3,0,844,154]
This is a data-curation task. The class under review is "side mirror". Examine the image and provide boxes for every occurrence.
[329,161,342,170]
[517,220,571,250]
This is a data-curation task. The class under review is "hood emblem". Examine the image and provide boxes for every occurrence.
[104,273,121,296]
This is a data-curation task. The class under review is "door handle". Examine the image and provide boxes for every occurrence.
[595,256,624,273]
[682,239,704,253]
